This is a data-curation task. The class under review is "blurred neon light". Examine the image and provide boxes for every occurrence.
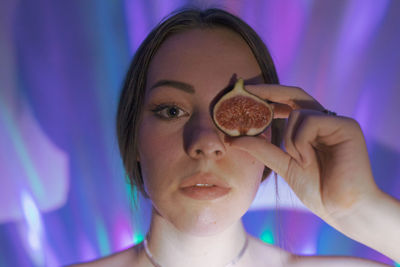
[133,232,145,245]
[0,97,44,199]
[113,212,135,250]
[20,190,45,266]
[95,219,111,256]
[78,234,97,262]
[298,241,316,255]
[260,229,274,245]
[21,192,41,229]
[0,93,69,223]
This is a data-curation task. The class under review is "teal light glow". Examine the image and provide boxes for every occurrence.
[133,232,144,244]
[260,229,275,245]
[95,219,111,256]
[394,261,400,267]
[131,183,139,205]
[0,97,45,199]
[125,176,139,206]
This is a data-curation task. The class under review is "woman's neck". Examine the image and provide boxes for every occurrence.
[143,211,249,267]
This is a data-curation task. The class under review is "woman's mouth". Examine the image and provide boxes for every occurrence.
[179,173,231,200]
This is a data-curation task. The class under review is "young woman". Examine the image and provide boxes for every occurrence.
[71,7,399,267]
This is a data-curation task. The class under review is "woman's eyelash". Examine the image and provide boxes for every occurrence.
[150,103,188,120]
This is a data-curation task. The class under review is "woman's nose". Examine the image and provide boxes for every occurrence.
[184,115,226,160]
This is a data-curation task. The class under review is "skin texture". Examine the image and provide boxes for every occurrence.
[69,27,397,266]
[138,27,268,237]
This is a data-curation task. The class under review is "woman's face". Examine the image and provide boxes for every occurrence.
[137,27,271,236]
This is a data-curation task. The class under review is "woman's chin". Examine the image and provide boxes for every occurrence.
[169,208,239,237]
[151,192,253,236]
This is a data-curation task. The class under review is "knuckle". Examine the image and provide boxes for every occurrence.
[348,117,361,128]
[345,117,364,136]
[292,86,304,92]
[341,117,362,130]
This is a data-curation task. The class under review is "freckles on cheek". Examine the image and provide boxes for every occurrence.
[141,131,181,169]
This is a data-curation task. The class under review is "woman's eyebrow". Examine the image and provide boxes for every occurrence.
[149,79,195,94]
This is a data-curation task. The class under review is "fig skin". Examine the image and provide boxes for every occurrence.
[212,78,273,137]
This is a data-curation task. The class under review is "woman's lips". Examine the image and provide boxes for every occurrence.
[180,186,231,200]
[179,173,231,200]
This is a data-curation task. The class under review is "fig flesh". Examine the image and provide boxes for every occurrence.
[212,78,273,137]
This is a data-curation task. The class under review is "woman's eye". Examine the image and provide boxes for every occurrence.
[151,104,188,120]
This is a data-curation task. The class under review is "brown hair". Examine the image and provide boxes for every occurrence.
[116,7,285,198]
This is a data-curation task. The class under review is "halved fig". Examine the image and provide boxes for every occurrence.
[212,78,273,137]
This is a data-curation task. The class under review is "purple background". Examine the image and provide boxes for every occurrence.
[0,0,399,266]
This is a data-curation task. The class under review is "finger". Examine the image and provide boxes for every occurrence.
[282,109,308,166]
[227,135,292,179]
[245,84,325,111]
[270,102,293,119]
[287,110,351,167]
[289,111,323,168]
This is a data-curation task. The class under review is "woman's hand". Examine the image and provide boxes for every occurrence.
[227,84,380,223]
[228,84,400,261]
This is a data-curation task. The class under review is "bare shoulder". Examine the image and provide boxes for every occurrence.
[247,234,292,266]
[247,235,391,267]
[66,244,141,267]
[288,254,392,267]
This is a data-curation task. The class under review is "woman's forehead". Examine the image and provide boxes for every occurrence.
[151,27,253,63]
[146,27,261,92]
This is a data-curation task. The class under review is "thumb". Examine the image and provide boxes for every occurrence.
[228,136,291,179]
